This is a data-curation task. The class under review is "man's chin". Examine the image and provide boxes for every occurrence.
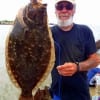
[57,16,73,27]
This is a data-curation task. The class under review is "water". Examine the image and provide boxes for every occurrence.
[0,25,12,68]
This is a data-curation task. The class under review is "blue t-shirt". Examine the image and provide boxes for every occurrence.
[50,24,96,100]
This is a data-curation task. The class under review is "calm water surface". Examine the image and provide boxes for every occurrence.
[0,25,12,68]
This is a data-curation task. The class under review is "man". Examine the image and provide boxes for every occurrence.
[49,0,100,100]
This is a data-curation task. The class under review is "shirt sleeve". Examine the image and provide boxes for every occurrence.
[83,25,97,57]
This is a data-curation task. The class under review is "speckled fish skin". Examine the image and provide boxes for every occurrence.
[5,2,55,98]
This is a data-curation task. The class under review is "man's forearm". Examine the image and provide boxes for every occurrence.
[79,53,100,71]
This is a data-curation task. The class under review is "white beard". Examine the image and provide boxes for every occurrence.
[57,16,73,27]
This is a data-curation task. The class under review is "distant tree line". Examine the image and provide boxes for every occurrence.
[0,20,14,25]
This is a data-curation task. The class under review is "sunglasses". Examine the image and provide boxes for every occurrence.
[55,1,74,10]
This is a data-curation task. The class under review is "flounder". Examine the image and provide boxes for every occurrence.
[5,0,55,99]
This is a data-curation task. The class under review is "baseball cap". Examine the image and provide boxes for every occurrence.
[55,0,75,4]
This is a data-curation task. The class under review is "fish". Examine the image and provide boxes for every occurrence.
[5,0,55,99]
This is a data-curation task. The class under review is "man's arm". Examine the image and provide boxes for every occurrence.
[57,53,100,76]
[79,53,100,71]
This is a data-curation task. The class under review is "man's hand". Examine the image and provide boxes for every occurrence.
[57,62,78,76]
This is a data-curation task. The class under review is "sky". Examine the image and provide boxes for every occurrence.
[0,0,100,25]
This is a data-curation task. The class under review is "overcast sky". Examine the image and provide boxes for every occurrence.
[0,0,100,25]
